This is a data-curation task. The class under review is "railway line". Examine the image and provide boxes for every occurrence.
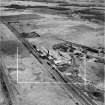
[0,16,99,105]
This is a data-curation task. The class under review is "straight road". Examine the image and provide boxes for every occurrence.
[0,57,16,105]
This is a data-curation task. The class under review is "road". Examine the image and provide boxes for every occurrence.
[0,16,98,105]
[0,57,16,105]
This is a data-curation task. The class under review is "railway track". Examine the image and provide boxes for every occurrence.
[0,17,98,105]
[45,60,99,105]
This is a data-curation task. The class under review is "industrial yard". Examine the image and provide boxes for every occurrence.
[0,0,105,105]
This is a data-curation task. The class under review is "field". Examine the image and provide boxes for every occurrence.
[0,0,104,105]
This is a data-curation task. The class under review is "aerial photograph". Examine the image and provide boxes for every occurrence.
[0,0,104,105]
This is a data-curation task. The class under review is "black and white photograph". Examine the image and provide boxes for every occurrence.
[0,0,105,105]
